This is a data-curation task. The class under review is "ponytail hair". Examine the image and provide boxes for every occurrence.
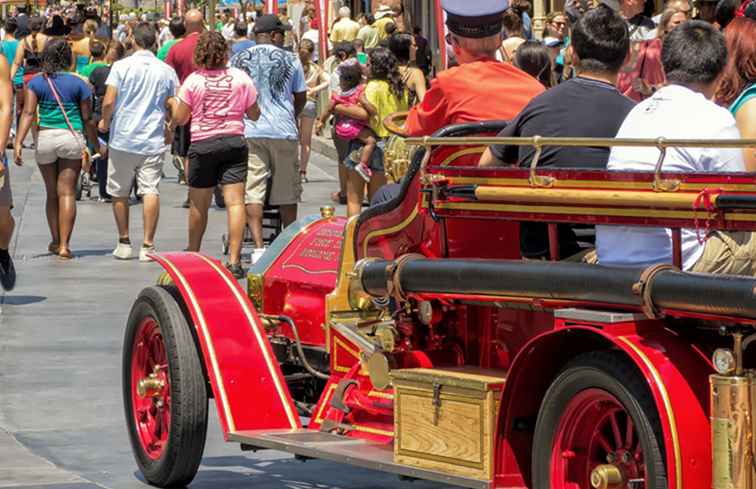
[29,16,44,53]
[368,47,405,99]
[84,19,98,41]
[41,38,73,74]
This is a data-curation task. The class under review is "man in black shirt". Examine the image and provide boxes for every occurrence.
[14,6,29,39]
[479,5,635,258]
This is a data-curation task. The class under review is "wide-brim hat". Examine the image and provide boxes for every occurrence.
[44,16,71,36]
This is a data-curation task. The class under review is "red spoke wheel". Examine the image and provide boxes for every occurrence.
[123,286,208,488]
[532,351,667,489]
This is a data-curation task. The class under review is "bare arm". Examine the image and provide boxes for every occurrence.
[0,57,13,156]
[478,147,506,168]
[246,101,261,121]
[736,99,756,172]
[293,91,306,118]
[333,103,369,121]
[97,85,117,133]
[411,69,427,103]
[309,71,331,96]
[14,89,37,165]
[169,97,191,127]
[79,96,97,170]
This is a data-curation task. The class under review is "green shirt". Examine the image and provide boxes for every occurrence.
[730,84,756,116]
[78,61,107,79]
[157,39,178,62]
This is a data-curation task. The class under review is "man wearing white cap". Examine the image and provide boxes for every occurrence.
[404,0,544,136]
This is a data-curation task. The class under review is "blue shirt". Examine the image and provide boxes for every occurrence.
[231,39,256,55]
[230,43,306,140]
[28,72,92,132]
[105,50,179,155]
[1,39,23,85]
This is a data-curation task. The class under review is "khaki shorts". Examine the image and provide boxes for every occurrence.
[35,128,84,165]
[245,138,302,206]
[106,148,164,198]
[691,231,756,275]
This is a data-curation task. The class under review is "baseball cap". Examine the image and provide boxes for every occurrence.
[600,0,621,11]
[253,14,291,33]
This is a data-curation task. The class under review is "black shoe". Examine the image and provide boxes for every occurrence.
[0,255,16,291]
[225,262,245,280]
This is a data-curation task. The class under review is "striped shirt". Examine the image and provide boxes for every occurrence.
[27,72,92,132]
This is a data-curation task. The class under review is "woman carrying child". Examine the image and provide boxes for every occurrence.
[320,48,408,217]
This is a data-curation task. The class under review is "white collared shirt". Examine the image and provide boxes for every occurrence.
[106,50,179,155]
[597,84,745,270]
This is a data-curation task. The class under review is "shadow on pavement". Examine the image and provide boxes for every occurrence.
[2,294,46,305]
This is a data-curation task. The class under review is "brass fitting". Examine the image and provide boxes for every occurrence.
[590,464,625,489]
[136,373,165,399]
[320,205,335,219]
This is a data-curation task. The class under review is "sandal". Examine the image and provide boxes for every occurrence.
[57,248,73,260]
[300,171,308,183]
[48,242,60,254]
[330,191,347,206]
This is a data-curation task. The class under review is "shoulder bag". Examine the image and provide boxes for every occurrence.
[44,73,91,169]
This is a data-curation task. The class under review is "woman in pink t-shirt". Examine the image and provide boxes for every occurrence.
[169,31,260,278]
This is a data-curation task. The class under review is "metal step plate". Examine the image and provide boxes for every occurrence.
[229,429,489,489]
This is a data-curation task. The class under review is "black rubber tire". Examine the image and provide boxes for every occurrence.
[532,350,667,489]
[123,285,208,488]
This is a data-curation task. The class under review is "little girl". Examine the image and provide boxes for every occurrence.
[316,63,377,182]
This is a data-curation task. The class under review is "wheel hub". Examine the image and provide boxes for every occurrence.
[590,464,625,489]
[130,317,171,460]
[137,369,166,399]
[551,388,647,489]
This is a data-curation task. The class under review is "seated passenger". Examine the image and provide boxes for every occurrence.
[402,0,545,137]
[479,6,635,259]
[596,21,751,274]
[370,0,545,208]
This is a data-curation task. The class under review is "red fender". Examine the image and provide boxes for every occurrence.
[495,324,711,489]
[151,252,301,438]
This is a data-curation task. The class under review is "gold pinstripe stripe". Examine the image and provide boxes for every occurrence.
[447,176,756,192]
[362,205,421,257]
[618,337,682,489]
[195,254,300,430]
[157,255,236,432]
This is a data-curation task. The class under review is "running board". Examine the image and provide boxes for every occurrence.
[228,429,490,489]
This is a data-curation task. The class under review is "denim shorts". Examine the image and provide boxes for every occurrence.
[344,138,385,173]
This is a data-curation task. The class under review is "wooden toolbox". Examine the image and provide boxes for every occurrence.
[391,367,506,480]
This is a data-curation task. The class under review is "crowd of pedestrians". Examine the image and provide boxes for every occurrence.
[0,0,749,290]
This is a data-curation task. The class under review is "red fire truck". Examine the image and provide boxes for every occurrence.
[122,122,756,489]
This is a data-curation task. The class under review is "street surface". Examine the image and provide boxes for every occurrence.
[0,144,441,489]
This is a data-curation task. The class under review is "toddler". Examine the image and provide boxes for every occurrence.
[316,63,377,182]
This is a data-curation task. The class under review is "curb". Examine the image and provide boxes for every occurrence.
[312,135,339,162]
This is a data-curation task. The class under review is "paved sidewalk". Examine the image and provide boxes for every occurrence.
[0,147,438,489]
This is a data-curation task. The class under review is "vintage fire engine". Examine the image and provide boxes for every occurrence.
[123,121,756,489]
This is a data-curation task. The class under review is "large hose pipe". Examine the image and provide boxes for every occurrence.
[358,258,756,320]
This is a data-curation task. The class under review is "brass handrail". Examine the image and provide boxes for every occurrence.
[405,136,756,149]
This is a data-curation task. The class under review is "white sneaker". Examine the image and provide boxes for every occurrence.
[251,248,266,264]
[139,245,156,262]
[113,241,133,260]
